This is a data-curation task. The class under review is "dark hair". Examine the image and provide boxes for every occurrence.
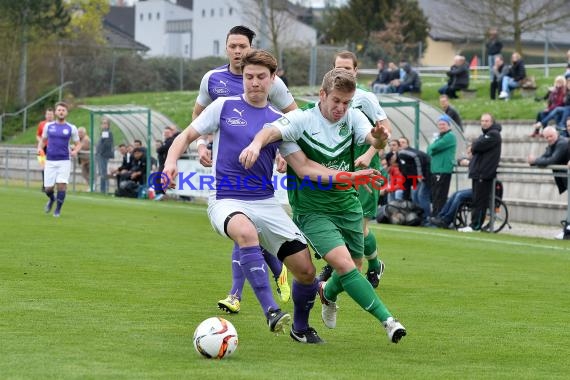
[239,49,278,74]
[333,50,358,69]
[227,25,256,44]
[45,107,54,112]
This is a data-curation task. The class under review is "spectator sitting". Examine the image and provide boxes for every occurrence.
[565,63,570,80]
[112,144,133,190]
[531,76,567,137]
[562,116,570,138]
[382,62,401,94]
[396,63,421,95]
[371,59,389,94]
[115,147,147,198]
[534,79,570,133]
[438,55,469,99]
[499,52,526,100]
[490,54,508,100]
[383,139,404,202]
[528,126,569,194]
[439,94,463,131]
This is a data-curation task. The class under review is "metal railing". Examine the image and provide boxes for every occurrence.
[0,82,73,141]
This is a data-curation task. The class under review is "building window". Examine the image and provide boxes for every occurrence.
[229,7,233,15]
[202,9,205,17]
[220,8,223,17]
[157,12,160,20]
[213,40,220,56]
[210,8,214,17]
[140,13,143,21]
[148,12,152,21]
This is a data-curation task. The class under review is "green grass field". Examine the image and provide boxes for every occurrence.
[1,187,569,379]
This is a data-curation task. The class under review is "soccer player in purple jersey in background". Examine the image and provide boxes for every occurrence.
[37,102,81,217]
[164,50,379,343]
[192,25,296,314]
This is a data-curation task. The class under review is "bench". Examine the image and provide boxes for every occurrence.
[459,88,477,99]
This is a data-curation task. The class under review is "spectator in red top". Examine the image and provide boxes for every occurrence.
[531,76,567,137]
[36,108,54,191]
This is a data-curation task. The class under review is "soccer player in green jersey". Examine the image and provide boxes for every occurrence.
[316,50,391,288]
[239,68,406,343]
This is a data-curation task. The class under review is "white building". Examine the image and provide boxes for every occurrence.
[134,0,317,59]
[135,0,193,58]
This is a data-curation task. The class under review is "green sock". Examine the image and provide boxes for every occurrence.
[364,231,380,271]
[336,268,392,322]
[323,270,344,302]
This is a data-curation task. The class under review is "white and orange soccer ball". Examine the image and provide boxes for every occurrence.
[193,317,238,359]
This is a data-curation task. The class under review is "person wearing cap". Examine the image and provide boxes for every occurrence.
[427,114,457,215]
[458,113,502,232]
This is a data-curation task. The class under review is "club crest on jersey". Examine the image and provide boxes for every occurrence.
[63,129,69,135]
[338,122,350,137]
[277,117,290,126]
[227,117,247,126]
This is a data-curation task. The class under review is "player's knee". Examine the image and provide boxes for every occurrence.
[225,212,257,244]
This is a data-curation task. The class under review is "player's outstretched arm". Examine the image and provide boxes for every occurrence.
[367,124,389,150]
[239,125,283,169]
[163,126,201,184]
[285,150,380,190]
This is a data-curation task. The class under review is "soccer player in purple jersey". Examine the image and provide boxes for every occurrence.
[37,102,81,217]
[192,25,296,314]
[164,50,378,343]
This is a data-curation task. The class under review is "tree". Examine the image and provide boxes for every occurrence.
[318,0,429,61]
[0,0,70,107]
[432,0,570,54]
[370,8,417,63]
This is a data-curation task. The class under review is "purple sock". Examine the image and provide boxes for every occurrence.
[46,190,55,201]
[261,248,283,280]
[292,279,318,332]
[229,243,245,299]
[55,191,66,212]
[239,246,279,316]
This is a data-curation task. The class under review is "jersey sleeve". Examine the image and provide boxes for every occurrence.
[270,109,305,142]
[70,125,80,143]
[278,141,302,157]
[191,98,224,135]
[351,109,372,145]
[268,76,295,111]
[195,71,214,108]
[42,123,50,139]
[360,91,387,122]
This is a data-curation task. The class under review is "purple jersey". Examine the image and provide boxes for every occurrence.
[196,64,295,111]
[42,121,79,161]
[192,95,282,201]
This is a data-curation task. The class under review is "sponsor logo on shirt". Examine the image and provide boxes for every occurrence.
[213,87,230,96]
[227,117,247,126]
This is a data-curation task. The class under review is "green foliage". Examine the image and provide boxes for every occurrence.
[320,0,428,62]
[0,188,569,378]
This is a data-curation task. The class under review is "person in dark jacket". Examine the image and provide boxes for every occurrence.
[528,126,569,194]
[438,55,470,99]
[486,28,503,80]
[154,126,180,200]
[459,113,502,232]
[490,55,508,100]
[95,117,115,194]
[396,63,421,95]
[499,52,526,100]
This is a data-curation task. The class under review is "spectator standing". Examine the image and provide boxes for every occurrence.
[95,118,115,194]
[398,137,432,224]
[499,52,526,100]
[37,102,81,217]
[77,127,91,187]
[154,126,180,201]
[438,55,470,99]
[459,113,502,232]
[528,126,569,194]
[36,108,54,191]
[439,94,463,131]
[490,55,508,100]
[486,28,503,80]
[427,115,457,216]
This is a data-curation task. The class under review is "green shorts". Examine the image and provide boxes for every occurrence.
[293,212,364,259]
[358,185,380,219]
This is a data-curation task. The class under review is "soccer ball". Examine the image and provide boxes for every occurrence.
[193,317,238,359]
